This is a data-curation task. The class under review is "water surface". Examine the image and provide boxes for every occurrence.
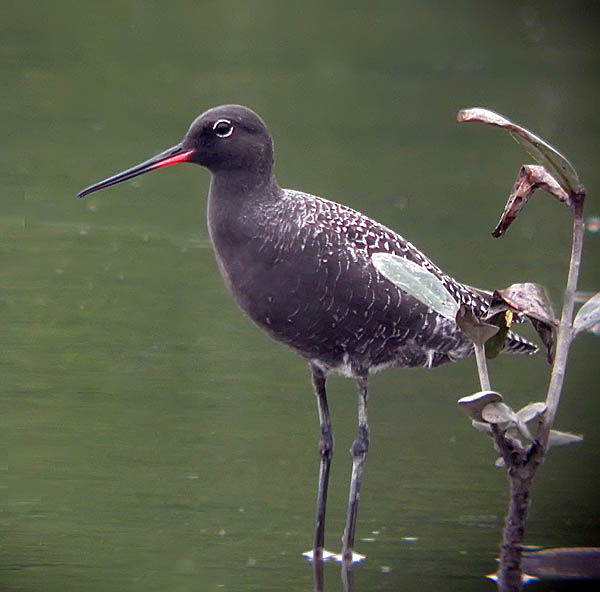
[3,2,600,590]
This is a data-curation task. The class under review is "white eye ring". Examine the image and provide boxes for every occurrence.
[212,118,234,138]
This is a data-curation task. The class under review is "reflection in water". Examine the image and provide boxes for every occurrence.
[305,547,366,591]
[341,561,356,592]
[306,548,366,591]
[310,556,356,592]
[313,557,325,592]
[522,547,600,581]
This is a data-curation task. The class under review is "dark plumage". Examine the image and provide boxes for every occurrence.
[78,104,536,563]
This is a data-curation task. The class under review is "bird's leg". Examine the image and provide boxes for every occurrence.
[341,375,369,564]
[310,363,334,561]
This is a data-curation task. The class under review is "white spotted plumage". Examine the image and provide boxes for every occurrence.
[214,187,535,379]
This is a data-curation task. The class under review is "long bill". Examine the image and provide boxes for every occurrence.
[77,144,195,198]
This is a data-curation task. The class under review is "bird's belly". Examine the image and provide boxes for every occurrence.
[213,239,471,375]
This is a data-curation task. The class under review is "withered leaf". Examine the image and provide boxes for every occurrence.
[456,305,498,347]
[457,107,583,197]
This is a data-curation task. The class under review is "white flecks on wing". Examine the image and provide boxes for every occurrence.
[241,187,516,377]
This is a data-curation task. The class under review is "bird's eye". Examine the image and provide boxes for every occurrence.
[213,119,234,138]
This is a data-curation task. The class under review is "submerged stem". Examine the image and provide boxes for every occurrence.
[498,469,533,592]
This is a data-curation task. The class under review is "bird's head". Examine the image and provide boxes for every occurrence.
[77,104,274,199]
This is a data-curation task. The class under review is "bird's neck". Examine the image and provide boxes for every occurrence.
[207,168,284,294]
[209,168,281,205]
[207,168,283,259]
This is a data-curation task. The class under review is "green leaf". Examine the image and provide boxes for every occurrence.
[481,401,517,425]
[515,420,534,442]
[573,291,600,336]
[547,429,584,449]
[457,107,582,196]
[458,391,504,422]
[472,420,492,435]
[515,402,547,441]
[484,311,512,359]
[371,252,460,320]
[516,402,547,424]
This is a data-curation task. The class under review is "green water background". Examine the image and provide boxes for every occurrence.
[3,1,600,590]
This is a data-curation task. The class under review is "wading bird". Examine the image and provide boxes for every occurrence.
[78,105,535,563]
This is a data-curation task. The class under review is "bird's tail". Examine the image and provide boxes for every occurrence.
[503,331,538,355]
[463,285,539,356]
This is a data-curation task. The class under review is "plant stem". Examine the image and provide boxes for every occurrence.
[539,196,586,444]
[474,342,492,391]
[473,338,519,476]
[495,191,586,592]
[498,468,533,592]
